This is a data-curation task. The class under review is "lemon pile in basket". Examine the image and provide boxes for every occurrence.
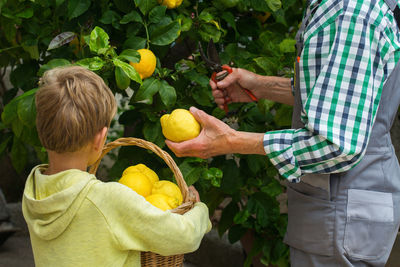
[118,164,183,211]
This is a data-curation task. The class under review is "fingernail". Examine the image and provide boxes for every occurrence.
[190,106,198,112]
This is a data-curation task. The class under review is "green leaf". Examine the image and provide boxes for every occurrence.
[89,26,110,54]
[184,70,209,87]
[123,36,147,50]
[218,201,239,237]
[246,154,267,174]
[247,192,273,227]
[179,159,204,186]
[192,85,213,107]
[199,23,222,42]
[253,57,276,75]
[11,137,27,174]
[133,77,159,104]
[143,121,162,143]
[198,11,214,23]
[202,167,223,187]
[279,38,296,53]
[274,104,293,127]
[20,38,39,60]
[39,58,71,76]
[134,0,157,15]
[115,67,130,90]
[0,136,12,157]
[2,97,20,126]
[68,0,91,19]
[228,224,247,243]
[250,0,281,12]
[118,49,140,63]
[113,58,142,84]
[99,10,121,25]
[149,5,166,24]
[266,0,282,12]
[257,99,275,115]
[178,15,193,32]
[17,89,38,128]
[261,180,283,198]
[120,10,143,24]
[56,0,66,7]
[150,20,181,46]
[75,57,104,71]
[220,160,242,194]
[47,32,76,50]
[233,209,251,224]
[221,12,237,34]
[16,8,33,18]
[158,80,176,107]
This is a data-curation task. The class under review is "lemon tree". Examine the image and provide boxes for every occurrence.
[160,109,201,142]
[0,0,304,265]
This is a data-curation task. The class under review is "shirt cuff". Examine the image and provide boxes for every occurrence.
[263,130,301,182]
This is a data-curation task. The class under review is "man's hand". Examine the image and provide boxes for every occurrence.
[210,68,260,110]
[165,107,237,159]
[188,186,200,202]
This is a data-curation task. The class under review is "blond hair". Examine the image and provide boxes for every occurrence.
[36,66,117,153]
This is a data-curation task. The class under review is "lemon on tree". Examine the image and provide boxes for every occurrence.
[160,109,201,142]
[118,172,153,197]
[122,163,159,184]
[130,49,156,79]
[158,0,183,9]
[146,194,179,211]
[152,180,183,205]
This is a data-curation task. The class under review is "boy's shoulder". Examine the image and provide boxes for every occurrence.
[88,180,146,209]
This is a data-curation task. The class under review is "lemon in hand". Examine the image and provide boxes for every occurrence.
[160,109,201,142]
[146,194,179,211]
[118,172,153,197]
[130,49,156,79]
[122,164,159,184]
[152,180,183,205]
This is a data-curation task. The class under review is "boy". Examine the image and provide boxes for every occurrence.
[22,66,211,267]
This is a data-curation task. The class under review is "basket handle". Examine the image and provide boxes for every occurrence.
[88,137,195,214]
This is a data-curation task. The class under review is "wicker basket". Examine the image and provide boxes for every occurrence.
[88,137,196,267]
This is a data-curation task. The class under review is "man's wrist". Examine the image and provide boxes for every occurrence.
[228,130,266,155]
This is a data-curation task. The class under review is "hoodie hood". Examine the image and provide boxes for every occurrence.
[22,165,98,240]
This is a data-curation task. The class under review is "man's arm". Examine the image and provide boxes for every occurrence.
[210,68,294,108]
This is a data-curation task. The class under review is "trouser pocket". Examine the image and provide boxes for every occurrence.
[284,185,335,256]
[344,189,396,260]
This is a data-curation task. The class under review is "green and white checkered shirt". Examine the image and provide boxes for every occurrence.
[264,0,400,182]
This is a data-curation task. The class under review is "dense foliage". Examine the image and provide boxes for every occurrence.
[0,0,304,265]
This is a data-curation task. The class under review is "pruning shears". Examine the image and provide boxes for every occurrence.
[199,40,258,113]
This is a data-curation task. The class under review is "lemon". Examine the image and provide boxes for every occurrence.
[130,49,156,79]
[122,164,159,184]
[158,0,183,9]
[118,172,153,197]
[152,180,183,205]
[160,109,201,142]
[146,193,180,211]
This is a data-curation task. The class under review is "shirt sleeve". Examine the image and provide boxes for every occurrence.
[94,182,212,256]
[264,13,388,182]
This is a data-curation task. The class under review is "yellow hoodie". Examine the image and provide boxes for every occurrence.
[22,165,211,267]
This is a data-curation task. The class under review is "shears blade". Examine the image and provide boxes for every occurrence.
[199,40,222,73]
